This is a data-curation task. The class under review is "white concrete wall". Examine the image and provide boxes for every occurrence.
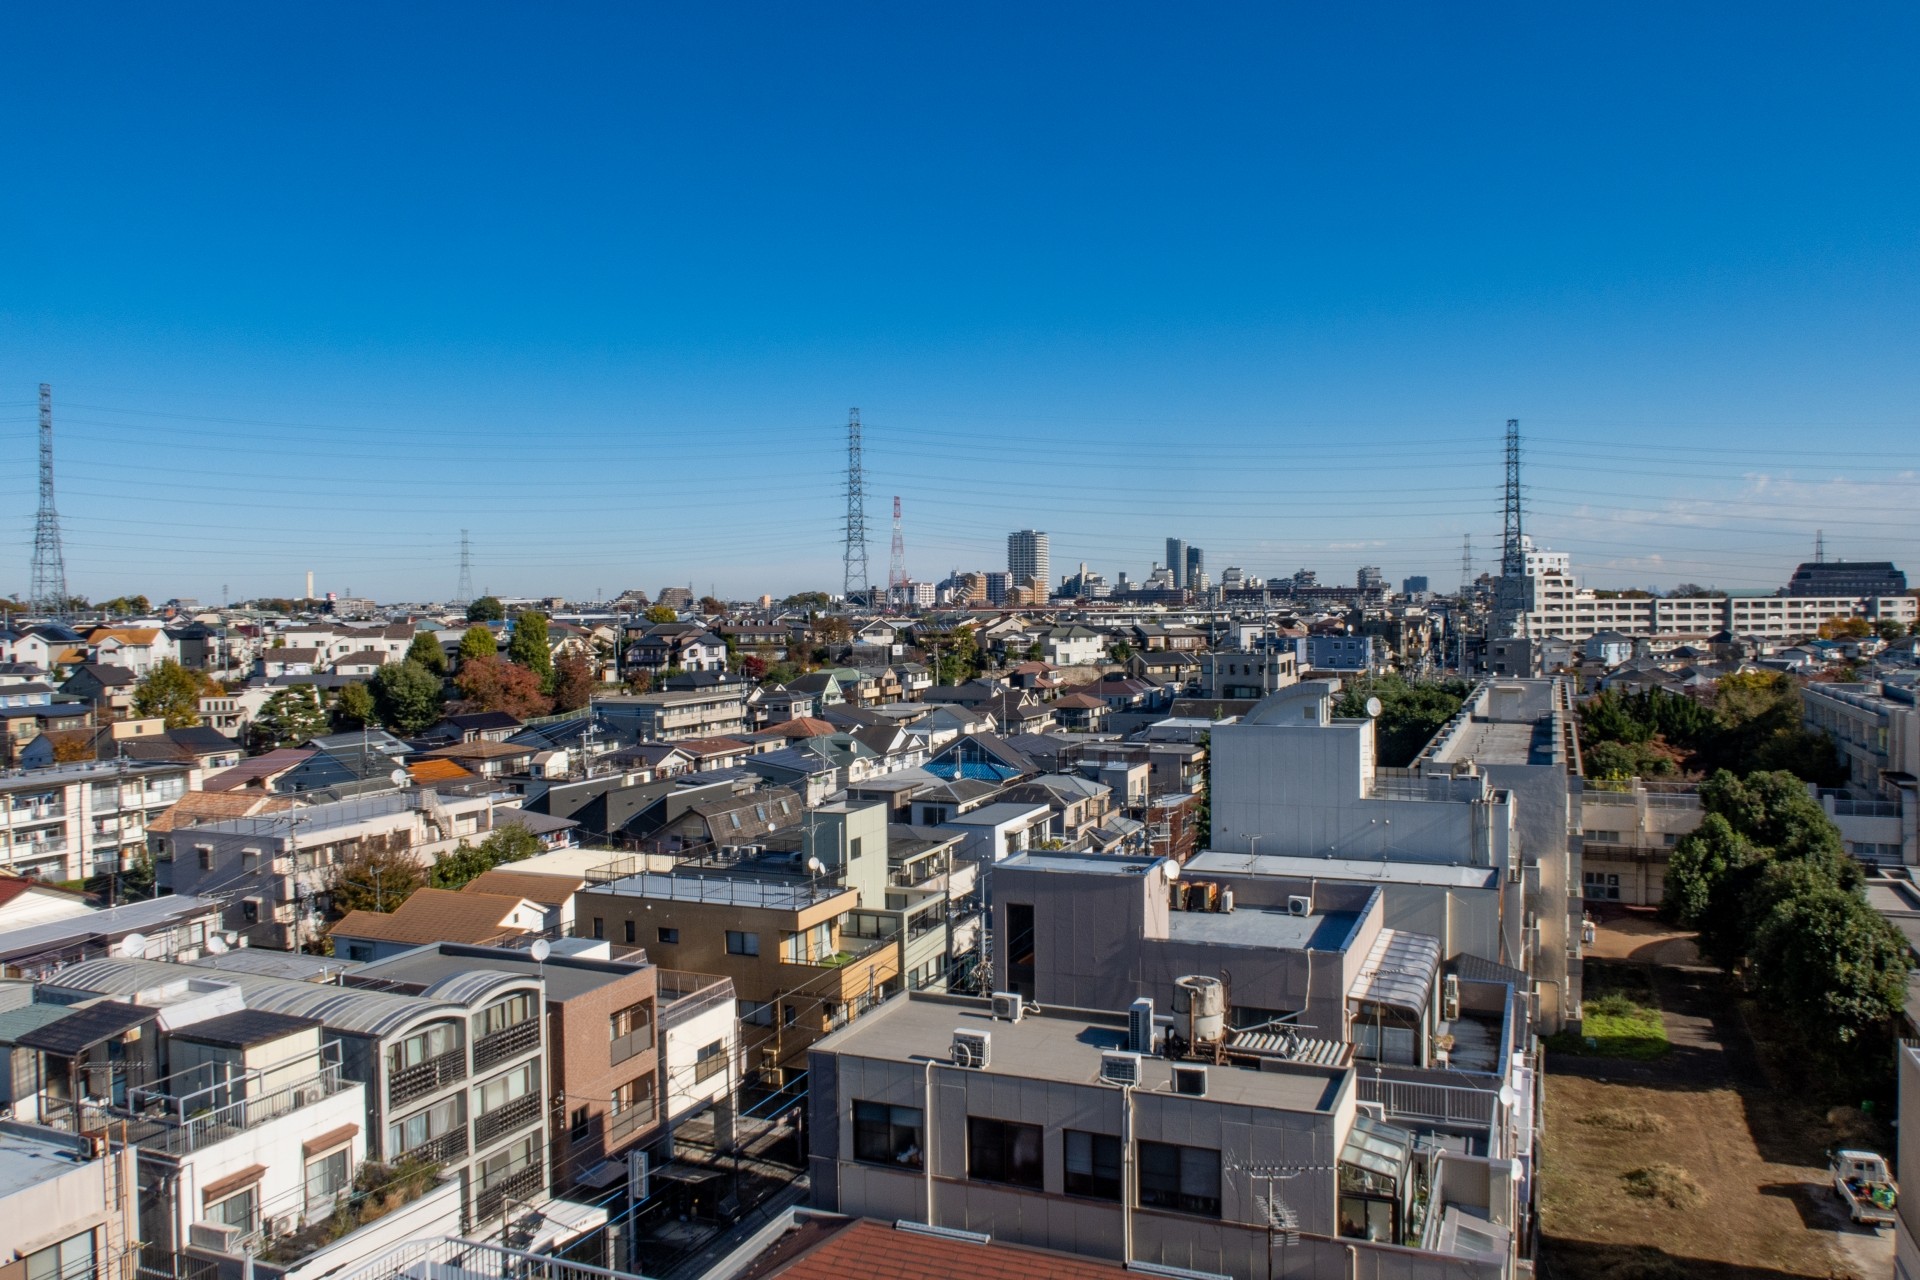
[664,998,737,1123]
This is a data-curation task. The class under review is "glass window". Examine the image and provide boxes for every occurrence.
[305,1148,349,1213]
[570,1106,590,1142]
[388,1094,464,1155]
[474,1061,536,1114]
[388,1021,459,1072]
[967,1116,1043,1189]
[473,992,535,1038]
[623,919,636,944]
[209,1186,258,1230]
[657,927,679,944]
[726,930,759,956]
[1138,1141,1221,1217]
[478,1133,538,1190]
[26,1231,96,1280]
[1064,1130,1122,1200]
[694,1040,726,1083]
[854,1100,924,1168]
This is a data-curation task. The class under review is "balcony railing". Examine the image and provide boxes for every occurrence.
[473,1093,540,1148]
[473,1018,539,1072]
[399,1127,468,1167]
[389,1048,466,1107]
[474,1162,543,1222]
[151,1065,349,1156]
[606,1101,656,1147]
[609,1024,653,1066]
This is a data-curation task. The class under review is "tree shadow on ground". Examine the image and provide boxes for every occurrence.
[1539,1235,1859,1280]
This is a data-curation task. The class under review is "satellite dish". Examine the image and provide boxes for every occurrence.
[116,932,150,958]
[1164,862,1181,881]
[1365,697,1383,719]
[204,935,230,955]
[391,768,411,788]
[530,939,552,963]
[806,857,826,875]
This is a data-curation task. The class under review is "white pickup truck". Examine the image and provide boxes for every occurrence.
[1831,1149,1898,1227]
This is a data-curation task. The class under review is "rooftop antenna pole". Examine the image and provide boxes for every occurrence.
[842,409,869,606]
[30,383,68,615]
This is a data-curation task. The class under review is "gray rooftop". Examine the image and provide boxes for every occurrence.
[590,871,850,912]
[1185,851,1500,889]
[53,957,465,1038]
[817,993,1346,1114]
[1165,904,1363,952]
[940,801,1050,827]
[0,895,221,964]
[347,943,647,1003]
[0,1127,98,1204]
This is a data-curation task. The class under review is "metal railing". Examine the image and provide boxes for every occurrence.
[1357,1073,1497,1128]
[389,1048,467,1106]
[473,1017,540,1072]
[474,1093,541,1148]
[151,1064,350,1155]
[326,1234,658,1280]
[474,1162,543,1222]
[609,1022,654,1066]
[659,972,733,1029]
[397,1127,468,1166]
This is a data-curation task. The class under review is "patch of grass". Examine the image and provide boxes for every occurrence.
[1547,990,1669,1060]
[1621,1163,1703,1209]
[1578,1107,1672,1135]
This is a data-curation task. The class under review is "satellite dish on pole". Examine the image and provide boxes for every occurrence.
[1365,697,1383,719]
[204,934,230,955]
[116,932,149,958]
[390,768,410,788]
[530,939,552,963]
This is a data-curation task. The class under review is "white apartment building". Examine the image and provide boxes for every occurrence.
[0,759,193,882]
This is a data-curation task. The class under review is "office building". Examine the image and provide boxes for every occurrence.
[1165,538,1187,589]
[1788,558,1907,598]
[1404,576,1430,595]
[1007,531,1049,593]
[1185,545,1203,590]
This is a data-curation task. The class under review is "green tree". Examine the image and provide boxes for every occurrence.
[426,823,542,890]
[251,684,331,749]
[643,604,680,624]
[405,630,448,676]
[507,611,553,686]
[1875,619,1907,643]
[933,625,979,686]
[370,659,445,735]
[1751,884,1909,1048]
[132,659,215,728]
[335,681,377,729]
[551,652,595,712]
[1335,674,1471,767]
[459,625,498,663]
[466,595,505,622]
[1195,731,1212,849]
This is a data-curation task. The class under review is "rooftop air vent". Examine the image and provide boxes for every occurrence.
[1099,1050,1143,1087]
[1172,1064,1209,1097]
[951,1029,991,1069]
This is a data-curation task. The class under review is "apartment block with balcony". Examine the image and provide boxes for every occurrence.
[343,941,665,1191]
[153,788,507,950]
[808,992,1537,1280]
[590,689,749,742]
[45,955,553,1231]
[1803,680,1920,804]
[0,759,192,882]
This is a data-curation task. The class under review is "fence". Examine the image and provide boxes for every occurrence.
[1356,1073,1497,1128]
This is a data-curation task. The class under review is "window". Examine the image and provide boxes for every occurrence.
[657,927,679,945]
[726,930,759,956]
[1005,903,1036,999]
[305,1147,349,1214]
[694,1040,727,1083]
[1064,1130,1122,1200]
[570,1106,590,1143]
[198,846,214,871]
[610,1001,654,1063]
[388,1095,464,1155]
[1138,1141,1221,1217]
[478,1133,539,1191]
[474,1061,536,1115]
[472,992,535,1038]
[592,917,605,940]
[624,919,636,945]
[967,1116,1043,1189]
[853,1101,923,1168]
[27,1231,96,1280]
[782,1002,797,1027]
[738,999,772,1027]
[208,1186,258,1231]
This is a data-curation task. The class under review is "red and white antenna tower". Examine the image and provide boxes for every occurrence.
[888,496,908,592]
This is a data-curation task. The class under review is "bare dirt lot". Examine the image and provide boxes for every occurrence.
[1539,944,1893,1280]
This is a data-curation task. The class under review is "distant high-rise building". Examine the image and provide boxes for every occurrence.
[1185,545,1203,589]
[1787,559,1907,598]
[1403,575,1430,595]
[1008,530,1050,592]
[985,571,1012,605]
[1220,567,1246,590]
[1357,566,1385,594]
[1165,538,1188,589]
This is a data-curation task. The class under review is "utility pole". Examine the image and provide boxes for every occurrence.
[842,409,869,604]
[30,383,68,615]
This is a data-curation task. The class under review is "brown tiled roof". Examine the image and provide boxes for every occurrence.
[1052,692,1107,709]
[756,718,838,740]
[331,888,531,946]
[204,749,315,791]
[407,758,475,783]
[465,869,584,905]
[737,1218,1127,1280]
[419,741,531,760]
[148,790,298,833]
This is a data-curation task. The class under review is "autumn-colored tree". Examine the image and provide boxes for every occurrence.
[329,840,422,915]
[1818,615,1872,640]
[740,654,768,680]
[551,652,595,712]
[698,595,725,615]
[623,669,653,693]
[453,656,552,719]
[459,625,499,663]
[643,605,679,624]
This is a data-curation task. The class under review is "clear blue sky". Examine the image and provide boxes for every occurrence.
[3,4,1917,603]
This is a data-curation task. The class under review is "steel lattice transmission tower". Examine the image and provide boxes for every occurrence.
[841,408,870,602]
[1500,418,1525,578]
[456,529,474,604]
[888,496,907,594]
[1458,533,1473,597]
[30,383,68,614]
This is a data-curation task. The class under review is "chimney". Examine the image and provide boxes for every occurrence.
[306,570,314,600]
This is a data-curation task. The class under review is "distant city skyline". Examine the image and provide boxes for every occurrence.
[3,7,1917,601]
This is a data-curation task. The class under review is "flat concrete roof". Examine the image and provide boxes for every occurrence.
[1165,904,1362,952]
[1005,851,1165,877]
[816,993,1346,1114]
[348,944,646,1003]
[1186,850,1500,890]
[0,1127,94,1203]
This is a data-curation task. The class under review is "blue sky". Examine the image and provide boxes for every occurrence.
[2,4,1917,603]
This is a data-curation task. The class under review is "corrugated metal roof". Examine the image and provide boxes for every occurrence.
[53,957,460,1038]
[1349,928,1441,1013]
[0,895,221,963]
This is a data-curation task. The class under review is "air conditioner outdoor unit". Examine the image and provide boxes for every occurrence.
[1172,1064,1209,1097]
[188,1221,243,1251]
[1285,894,1312,916]
[951,1029,992,1069]
[1098,1050,1142,1087]
[1442,973,1462,1022]
[1127,997,1156,1054]
[991,992,1024,1022]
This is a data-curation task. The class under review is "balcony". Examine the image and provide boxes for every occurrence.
[473,1093,540,1148]
[473,1162,543,1223]
[389,1048,466,1107]
[609,1022,654,1066]
[401,1127,469,1166]
[606,1101,656,1147]
[472,1017,539,1072]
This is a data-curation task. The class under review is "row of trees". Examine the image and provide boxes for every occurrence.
[1579,673,1845,784]
[1662,770,1909,1063]
[328,823,543,916]
[1333,674,1472,767]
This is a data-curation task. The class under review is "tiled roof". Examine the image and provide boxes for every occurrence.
[464,869,583,905]
[148,790,297,833]
[407,758,476,783]
[737,1217,1128,1280]
[203,749,316,791]
[331,888,531,946]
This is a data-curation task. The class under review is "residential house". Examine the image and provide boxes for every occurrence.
[58,664,140,721]
[0,684,94,768]
[621,623,728,679]
[654,786,806,854]
[203,748,316,793]
[331,888,547,962]
[1042,625,1104,666]
[87,627,179,676]
[925,732,1039,785]
[423,711,526,745]
[1050,691,1111,732]
[1000,774,1116,846]
[591,689,750,742]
